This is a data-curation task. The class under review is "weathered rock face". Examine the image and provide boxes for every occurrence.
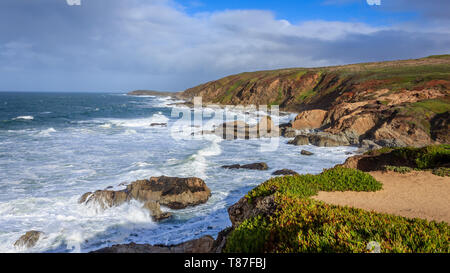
[79,176,211,218]
[222,162,269,171]
[14,231,43,248]
[291,109,327,130]
[228,195,277,228]
[93,236,216,253]
[272,169,299,176]
[127,176,211,209]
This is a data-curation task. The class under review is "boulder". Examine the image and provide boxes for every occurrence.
[14,231,43,248]
[308,132,350,147]
[126,176,211,209]
[272,169,298,176]
[93,235,215,253]
[291,109,327,130]
[79,176,211,212]
[301,150,314,156]
[222,162,269,171]
[287,135,309,146]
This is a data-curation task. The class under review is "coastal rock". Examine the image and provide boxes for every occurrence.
[301,150,314,156]
[212,116,278,139]
[291,109,327,130]
[93,236,215,253]
[272,169,299,176]
[79,176,211,211]
[222,162,269,171]
[14,231,43,248]
[308,132,350,147]
[127,176,211,209]
[372,116,431,147]
[150,123,167,127]
[142,201,172,222]
[228,195,277,228]
[287,135,309,146]
[78,190,130,209]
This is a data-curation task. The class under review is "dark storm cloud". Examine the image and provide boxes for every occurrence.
[0,0,448,92]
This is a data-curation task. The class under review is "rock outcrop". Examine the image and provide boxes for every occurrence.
[222,162,269,170]
[79,176,211,220]
[272,169,299,176]
[93,236,215,253]
[14,231,43,249]
[291,109,327,130]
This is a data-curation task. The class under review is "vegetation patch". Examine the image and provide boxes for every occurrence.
[225,162,450,253]
[225,197,450,253]
[432,167,450,177]
[246,166,382,204]
[383,165,414,174]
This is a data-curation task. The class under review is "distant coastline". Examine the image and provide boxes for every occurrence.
[127,90,181,98]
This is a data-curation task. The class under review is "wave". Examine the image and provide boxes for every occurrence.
[12,116,34,121]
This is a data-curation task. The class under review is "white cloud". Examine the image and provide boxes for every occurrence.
[0,0,448,92]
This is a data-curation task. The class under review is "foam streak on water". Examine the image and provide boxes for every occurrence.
[0,92,356,253]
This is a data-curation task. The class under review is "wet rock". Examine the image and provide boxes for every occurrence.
[93,236,215,253]
[150,123,167,127]
[79,176,211,211]
[301,150,314,156]
[142,201,172,222]
[14,231,43,248]
[79,190,130,209]
[272,169,298,176]
[127,176,211,209]
[222,162,269,170]
[287,135,309,146]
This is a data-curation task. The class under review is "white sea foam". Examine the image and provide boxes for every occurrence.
[13,116,34,120]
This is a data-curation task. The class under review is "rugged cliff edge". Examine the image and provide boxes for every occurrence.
[180,55,450,147]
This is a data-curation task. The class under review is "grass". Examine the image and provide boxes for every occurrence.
[224,164,450,253]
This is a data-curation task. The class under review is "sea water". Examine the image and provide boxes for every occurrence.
[0,92,356,253]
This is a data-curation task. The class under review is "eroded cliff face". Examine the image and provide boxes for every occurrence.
[180,55,450,147]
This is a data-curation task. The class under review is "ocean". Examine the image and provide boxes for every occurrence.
[0,92,356,253]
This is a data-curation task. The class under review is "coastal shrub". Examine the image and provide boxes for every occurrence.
[389,144,450,169]
[368,144,450,169]
[384,165,414,174]
[432,167,450,177]
[225,197,450,253]
[246,167,382,203]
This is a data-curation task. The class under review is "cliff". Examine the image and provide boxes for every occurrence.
[180,55,450,147]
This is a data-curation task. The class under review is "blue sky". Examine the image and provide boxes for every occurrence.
[0,0,448,92]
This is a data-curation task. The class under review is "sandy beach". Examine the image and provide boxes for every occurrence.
[314,171,450,224]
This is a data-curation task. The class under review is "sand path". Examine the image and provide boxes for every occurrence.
[313,171,450,223]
